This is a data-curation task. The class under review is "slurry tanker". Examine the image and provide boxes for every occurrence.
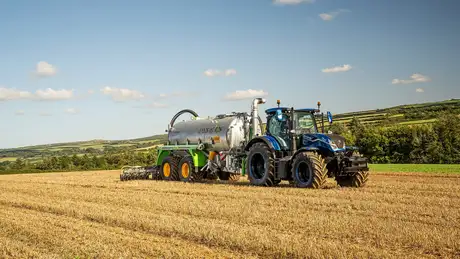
[120,98,369,188]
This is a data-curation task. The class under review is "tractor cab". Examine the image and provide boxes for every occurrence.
[264,100,325,151]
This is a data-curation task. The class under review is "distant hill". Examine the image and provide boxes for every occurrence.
[331,98,460,127]
[1,98,460,163]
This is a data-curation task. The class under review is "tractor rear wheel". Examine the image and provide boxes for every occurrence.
[291,152,327,188]
[160,155,180,181]
[246,142,276,187]
[178,156,203,182]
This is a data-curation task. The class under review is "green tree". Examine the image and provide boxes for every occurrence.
[433,113,460,163]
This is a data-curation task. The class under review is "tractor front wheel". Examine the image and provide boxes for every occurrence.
[335,151,369,187]
[246,142,276,186]
[335,171,369,187]
[291,152,327,188]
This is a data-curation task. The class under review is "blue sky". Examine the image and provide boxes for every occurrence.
[0,0,459,148]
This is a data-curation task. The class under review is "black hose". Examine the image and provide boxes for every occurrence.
[169,109,199,128]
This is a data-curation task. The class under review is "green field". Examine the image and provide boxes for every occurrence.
[370,164,460,174]
[0,157,17,162]
[331,98,460,127]
[0,134,167,167]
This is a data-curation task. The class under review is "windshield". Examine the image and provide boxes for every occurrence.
[268,114,289,137]
[294,112,317,133]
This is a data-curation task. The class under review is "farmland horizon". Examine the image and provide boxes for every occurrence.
[2,97,459,150]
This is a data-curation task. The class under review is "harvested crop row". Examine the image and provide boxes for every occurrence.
[0,170,459,258]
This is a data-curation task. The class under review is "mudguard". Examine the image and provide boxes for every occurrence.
[291,147,320,159]
[245,136,281,151]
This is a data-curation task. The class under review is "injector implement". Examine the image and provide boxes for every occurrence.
[120,98,369,188]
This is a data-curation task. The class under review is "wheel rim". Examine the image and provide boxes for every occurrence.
[250,153,265,179]
[163,163,171,177]
[296,161,312,183]
[181,163,189,178]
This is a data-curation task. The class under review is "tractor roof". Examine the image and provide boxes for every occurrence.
[265,107,318,114]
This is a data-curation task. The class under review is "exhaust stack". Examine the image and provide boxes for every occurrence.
[251,97,266,138]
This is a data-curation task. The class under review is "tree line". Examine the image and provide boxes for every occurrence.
[329,112,460,164]
[0,149,159,174]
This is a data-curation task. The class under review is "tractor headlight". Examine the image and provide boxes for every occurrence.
[328,139,338,150]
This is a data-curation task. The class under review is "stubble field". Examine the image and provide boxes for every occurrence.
[0,170,459,258]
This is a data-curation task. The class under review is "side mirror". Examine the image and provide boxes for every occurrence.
[327,111,333,124]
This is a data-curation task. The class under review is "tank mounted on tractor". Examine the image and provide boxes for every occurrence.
[120,97,369,188]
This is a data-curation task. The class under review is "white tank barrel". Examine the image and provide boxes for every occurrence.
[168,114,248,152]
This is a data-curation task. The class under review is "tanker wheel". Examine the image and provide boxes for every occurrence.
[335,171,369,187]
[291,151,327,188]
[246,142,276,187]
[160,156,180,181]
[178,156,203,182]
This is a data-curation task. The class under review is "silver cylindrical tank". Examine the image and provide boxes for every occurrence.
[168,115,247,152]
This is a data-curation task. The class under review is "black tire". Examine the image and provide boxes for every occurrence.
[246,142,276,186]
[204,171,218,181]
[335,151,368,187]
[291,152,327,188]
[335,171,369,187]
[160,155,180,181]
[217,170,230,180]
[178,156,203,182]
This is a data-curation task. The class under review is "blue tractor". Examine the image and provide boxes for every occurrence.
[244,100,369,188]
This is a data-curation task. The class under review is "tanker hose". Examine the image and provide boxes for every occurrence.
[169,109,199,128]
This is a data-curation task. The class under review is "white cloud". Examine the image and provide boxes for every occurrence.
[0,87,73,101]
[204,69,219,77]
[204,69,237,77]
[100,86,145,101]
[39,112,52,116]
[416,88,425,93]
[158,91,197,99]
[65,108,79,114]
[273,0,315,5]
[322,64,352,73]
[133,102,168,109]
[224,69,237,76]
[35,61,57,77]
[0,87,33,101]
[147,102,168,108]
[88,89,95,94]
[319,9,350,21]
[15,110,25,116]
[35,88,74,100]
[224,89,268,101]
[392,73,431,84]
